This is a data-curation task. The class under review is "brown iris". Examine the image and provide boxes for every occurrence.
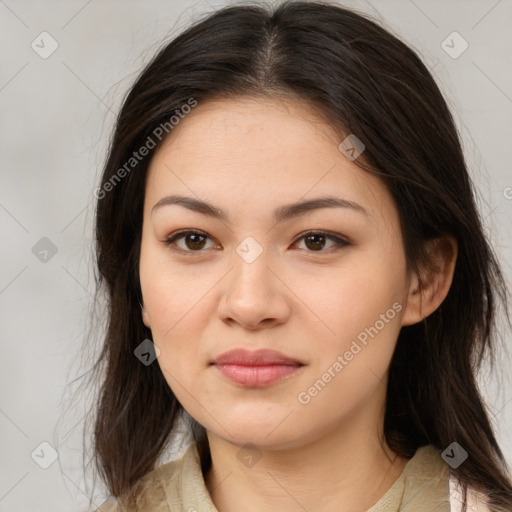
[185,233,207,250]
[304,233,327,251]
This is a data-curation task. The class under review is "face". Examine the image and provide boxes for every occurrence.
[139,96,414,450]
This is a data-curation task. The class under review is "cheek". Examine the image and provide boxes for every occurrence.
[140,244,204,326]
[296,281,403,422]
[306,258,406,350]
[139,253,228,393]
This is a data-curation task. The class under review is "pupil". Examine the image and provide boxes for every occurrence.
[187,234,206,250]
[306,234,325,251]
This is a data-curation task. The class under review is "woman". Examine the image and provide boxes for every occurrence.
[91,1,512,510]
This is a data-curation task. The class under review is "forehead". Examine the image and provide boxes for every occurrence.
[144,96,396,226]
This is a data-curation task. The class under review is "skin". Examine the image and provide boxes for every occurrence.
[139,96,457,512]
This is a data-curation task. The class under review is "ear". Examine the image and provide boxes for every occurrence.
[140,300,151,328]
[401,235,458,326]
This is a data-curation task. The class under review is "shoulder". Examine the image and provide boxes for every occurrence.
[408,445,492,512]
[449,472,492,512]
[95,443,197,512]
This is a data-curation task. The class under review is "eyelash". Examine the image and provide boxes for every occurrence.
[163,229,350,255]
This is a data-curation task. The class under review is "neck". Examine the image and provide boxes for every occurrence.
[204,409,409,512]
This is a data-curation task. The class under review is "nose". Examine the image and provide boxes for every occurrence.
[217,250,291,330]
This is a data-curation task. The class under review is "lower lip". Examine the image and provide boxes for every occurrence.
[214,363,302,387]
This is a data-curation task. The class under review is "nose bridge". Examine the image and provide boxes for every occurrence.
[229,238,274,304]
[219,237,289,327]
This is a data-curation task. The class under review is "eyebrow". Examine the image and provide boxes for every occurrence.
[151,194,368,223]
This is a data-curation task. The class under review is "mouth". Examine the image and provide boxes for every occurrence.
[210,348,304,387]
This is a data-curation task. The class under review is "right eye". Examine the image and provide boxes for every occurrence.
[164,229,220,254]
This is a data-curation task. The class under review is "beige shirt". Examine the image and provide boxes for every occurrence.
[97,442,490,511]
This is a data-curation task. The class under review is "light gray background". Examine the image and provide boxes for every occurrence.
[1,0,511,511]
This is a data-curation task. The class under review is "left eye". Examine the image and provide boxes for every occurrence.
[294,231,349,252]
[163,230,349,253]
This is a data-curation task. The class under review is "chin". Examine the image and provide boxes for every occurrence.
[208,418,304,450]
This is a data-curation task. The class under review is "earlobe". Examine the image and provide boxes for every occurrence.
[401,236,458,326]
[140,300,151,328]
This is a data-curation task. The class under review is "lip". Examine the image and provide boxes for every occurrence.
[211,349,304,387]
[212,348,303,366]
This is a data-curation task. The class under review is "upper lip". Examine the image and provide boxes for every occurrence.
[211,348,303,366]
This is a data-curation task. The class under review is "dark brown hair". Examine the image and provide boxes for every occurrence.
[89,1,512,510]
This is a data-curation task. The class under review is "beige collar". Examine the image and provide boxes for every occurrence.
[99,442,451,511]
